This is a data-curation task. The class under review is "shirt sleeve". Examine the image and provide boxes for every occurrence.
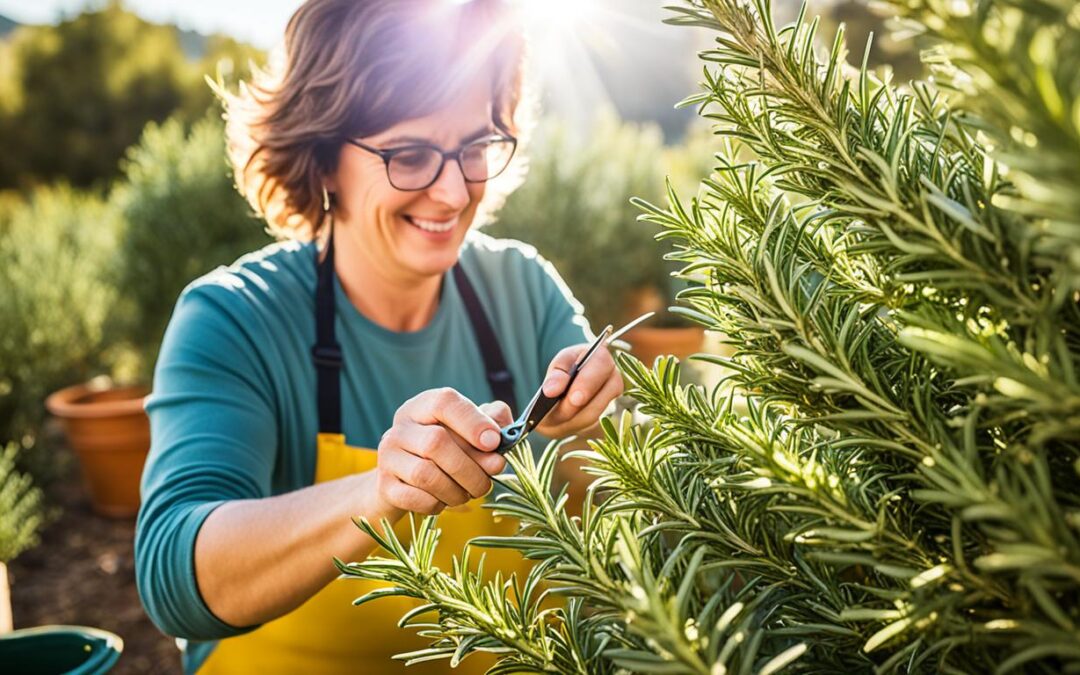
[134,284,278,641]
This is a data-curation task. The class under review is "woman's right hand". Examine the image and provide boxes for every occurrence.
[375,388,512,515]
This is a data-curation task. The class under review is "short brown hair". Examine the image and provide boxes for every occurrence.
[217,0,529,240]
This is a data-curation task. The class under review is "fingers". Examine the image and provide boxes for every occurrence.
[378,389,516,515]
[442,424,506,476]
[382,421,492,502]
[564,346,617,409]
[463,444,506,476]
[397,388,502,452]
[538,349,624,438]
[380,443,468,506]
[541,346,581,398]
[567,369,623,430]
[544,344,618,414]
[377,472,445,516]
[442,400,511,474]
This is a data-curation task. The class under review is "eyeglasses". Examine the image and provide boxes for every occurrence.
[345,133,517,191]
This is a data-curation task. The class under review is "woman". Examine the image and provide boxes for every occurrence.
[133,1,622,673]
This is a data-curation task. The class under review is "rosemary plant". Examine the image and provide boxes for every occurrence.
[0,442,44,565]
[338,0,1079,671]
[1,442,44,632]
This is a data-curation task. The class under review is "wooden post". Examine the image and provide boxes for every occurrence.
[0,562,12,634]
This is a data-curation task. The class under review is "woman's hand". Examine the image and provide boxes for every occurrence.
[535,342,623,439]
[376,388,513,516]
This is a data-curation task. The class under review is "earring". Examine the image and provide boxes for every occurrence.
[322,185,331,212]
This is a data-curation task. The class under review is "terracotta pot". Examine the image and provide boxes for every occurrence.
[623,324,707,366]
[620,284,708,365]
[45,382,150,518]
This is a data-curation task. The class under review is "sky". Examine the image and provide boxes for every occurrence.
[0,0,703,138]
[0,0,298,48]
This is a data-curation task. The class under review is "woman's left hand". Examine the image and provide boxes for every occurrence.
[534,342,623,439]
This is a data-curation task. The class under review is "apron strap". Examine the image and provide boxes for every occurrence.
[453,265,518,416]
[312,232,519,435]
[313,230,344,435]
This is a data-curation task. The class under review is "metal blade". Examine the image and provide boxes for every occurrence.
[608,311,655,345]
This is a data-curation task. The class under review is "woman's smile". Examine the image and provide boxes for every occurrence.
[403,213,461,239]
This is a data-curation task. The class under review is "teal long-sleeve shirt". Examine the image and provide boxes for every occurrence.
[134,231,590,672]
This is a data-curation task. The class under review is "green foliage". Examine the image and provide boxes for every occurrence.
[0,185,119,451]
[0,110,268,454]
[816,1,922,80]
[337,493,613,674]
[0,191,22,231]
[0,5,267,473]
[487,112,708,329]
[0,443,44,563]
[0,1,263,192]
[109,112,271,378]
[880,0,1080,293]
[178,34,266,126]
[336,0,1079,673]
[341,434,822,674]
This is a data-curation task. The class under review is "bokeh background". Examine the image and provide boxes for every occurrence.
[0,1,915,671]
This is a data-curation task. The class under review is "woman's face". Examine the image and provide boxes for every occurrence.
[328,80,496,282]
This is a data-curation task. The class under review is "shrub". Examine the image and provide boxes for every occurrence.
[0,442,44,564]
[0,440,44,633]
[0,185,118,455]
[109,111,272,379]
[486,111,707,329]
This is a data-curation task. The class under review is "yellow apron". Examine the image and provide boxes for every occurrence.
[199,433,527,674]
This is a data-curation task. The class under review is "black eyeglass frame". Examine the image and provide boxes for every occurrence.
[345,133,518,192]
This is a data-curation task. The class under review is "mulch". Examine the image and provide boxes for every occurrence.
[8,442,181,675]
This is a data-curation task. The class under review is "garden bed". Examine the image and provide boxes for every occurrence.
[8,441,179,675]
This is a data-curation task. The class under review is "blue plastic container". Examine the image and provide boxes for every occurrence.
[0,625,123,674]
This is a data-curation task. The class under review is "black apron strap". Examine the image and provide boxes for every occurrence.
[453,264,518,416]
[313,232,518,435]
[312,230,343,435]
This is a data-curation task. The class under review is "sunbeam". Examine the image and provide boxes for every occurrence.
[515,0,694,135]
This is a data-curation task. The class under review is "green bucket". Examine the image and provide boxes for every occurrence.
[0,625,123,674]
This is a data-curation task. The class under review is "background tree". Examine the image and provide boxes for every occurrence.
[0,0,261,193]
[334,0,1080,672]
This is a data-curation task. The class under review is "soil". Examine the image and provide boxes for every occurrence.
[7,443,181,674]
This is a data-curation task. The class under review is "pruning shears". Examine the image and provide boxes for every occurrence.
[495,312,654,454]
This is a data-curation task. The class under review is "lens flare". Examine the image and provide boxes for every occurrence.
[519,0,598,27]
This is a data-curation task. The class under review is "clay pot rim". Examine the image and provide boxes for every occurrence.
[624,325,706,337]
[45,382,149,419]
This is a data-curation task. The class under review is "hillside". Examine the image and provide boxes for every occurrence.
[0,13,19,38]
